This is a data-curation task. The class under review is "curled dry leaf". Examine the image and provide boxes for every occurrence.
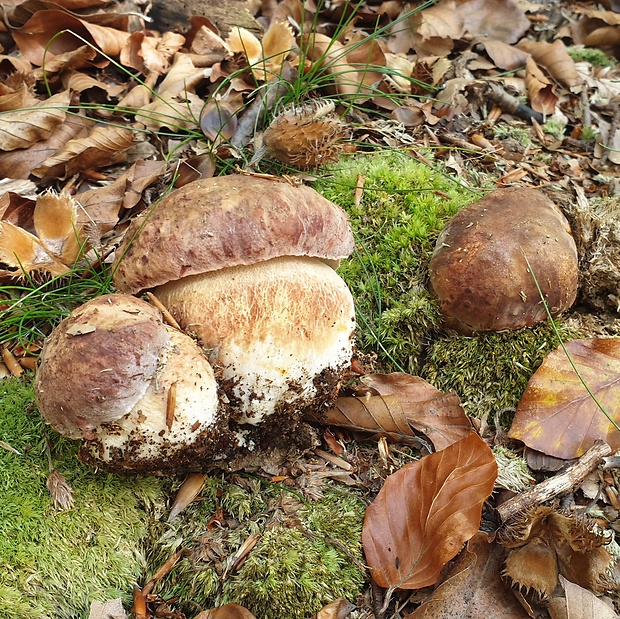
[509,338,620,460]
[525,57,558,115]
[167,472,207,521]
[456,0,530,44]
[517,39,582,91]
[405,532,528,618]
[409,0,464,58]
[315,598,356,619]
[12,10,130,66]
[323,372,470,450]
[0,90,70,151]
[362,432,497,592]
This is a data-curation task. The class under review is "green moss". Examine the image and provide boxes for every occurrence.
[421,321,582,418]
[543,119,566,140]
[152,482,366,619]
[567,46,617,68]
[314,150,480,372]
[492,124,532,146]
[0,378,166,619]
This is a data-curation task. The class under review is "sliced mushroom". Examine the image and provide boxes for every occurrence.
[429,188,578,332]
[112,176,356,425]
[36,294,229,473]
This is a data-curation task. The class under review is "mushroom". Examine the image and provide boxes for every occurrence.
[112,175,356,427]
[429,187,578,332]
[35,294,229,473]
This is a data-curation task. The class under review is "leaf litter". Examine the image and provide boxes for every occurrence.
[0,0,620,617]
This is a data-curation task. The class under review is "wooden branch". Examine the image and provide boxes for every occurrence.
[497,440,612,524]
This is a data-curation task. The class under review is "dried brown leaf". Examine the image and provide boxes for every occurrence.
[362,373,471,450]
[0,90,69,151]
[13,10,130,66]
[509,339,620,459]
[194,604,256,619]
[32,124,136,180]
[410,0,464,58]
[33,191,82,263]
[405,533,529,618]
[456,0,530,44]
[315,599,356,619]
[548,575,619,619]
[517,39,582,91]
[0,112,95,180]
[46,468,74,510]
[168,472,207,521]
[525,57,558,115]
[479,39,529,70]
[362,432,497,591]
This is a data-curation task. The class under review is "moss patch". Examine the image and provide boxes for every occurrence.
[421,321,581,418]
[0,377,165,619]
[314,150,481,373]
[151,478,366,619]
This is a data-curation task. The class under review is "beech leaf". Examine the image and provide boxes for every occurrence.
[362,432,497,591]
[508,338,620,459]
[405,533,529,618]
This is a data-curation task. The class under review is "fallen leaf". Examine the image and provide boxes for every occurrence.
[479,39,530,70]
[410,0,464,58]
[315,598,356,619]
[456,0,531,44]
[88,598,127,619]
[405,532,528,618]
[517,39,582,91]
[194,603,256,618]
[525,56,558,115]
[508,338,620,459]
[362,432,497,592]
[168,472,207,521]
[0,90,70,151]
[548,575,619,619]
[362,372,471,449]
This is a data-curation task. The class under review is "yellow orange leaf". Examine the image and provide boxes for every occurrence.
[509,338,620,459]
[33,192,82,263]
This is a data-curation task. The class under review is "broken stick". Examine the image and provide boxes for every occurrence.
[497,440,612,524]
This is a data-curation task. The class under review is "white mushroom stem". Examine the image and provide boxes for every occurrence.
[155,256,356,424]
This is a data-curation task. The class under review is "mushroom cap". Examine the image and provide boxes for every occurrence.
[155,255,356,424]
[429,188,578,332]
[35,294,169,439]
[80,327,225,473]
[112,175,355,294]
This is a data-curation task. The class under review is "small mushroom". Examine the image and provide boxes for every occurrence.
[112,175,356,425]
[35,294,229,473]
[429,188,578,332]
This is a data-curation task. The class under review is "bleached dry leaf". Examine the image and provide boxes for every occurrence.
[260,21,294,80]
[363,432,497,592]
[32,125,136,179]
[156,54,208,95]
[410,0,464,58]
[140,91,204,131]
[224,27,262,64]
[88,598,127,619]
[46,469,74,510]
[0,90,70,151]
[548,575,619,619]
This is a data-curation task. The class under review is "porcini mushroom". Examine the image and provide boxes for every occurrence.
[35,294,229,473]
[112,175,356,426]
[429,188,578,332]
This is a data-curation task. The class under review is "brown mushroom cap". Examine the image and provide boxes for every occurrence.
[429,188,578,332]
[35,294,169,439]
[112,175,355,294]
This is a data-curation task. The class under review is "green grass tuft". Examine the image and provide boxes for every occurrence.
[567,46,617,68]
[314,150,480,372]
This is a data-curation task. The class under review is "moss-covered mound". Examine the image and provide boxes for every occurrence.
[314,150,480,374]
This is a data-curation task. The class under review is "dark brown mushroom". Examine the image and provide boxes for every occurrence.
[429,188,578,333]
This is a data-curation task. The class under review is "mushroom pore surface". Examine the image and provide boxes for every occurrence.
[154,255,356,424]
[112,175,355,294]
[429,187,578,332]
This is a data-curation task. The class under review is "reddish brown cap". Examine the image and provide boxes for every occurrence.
[429,188,578,332]
[113,175,355,294]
